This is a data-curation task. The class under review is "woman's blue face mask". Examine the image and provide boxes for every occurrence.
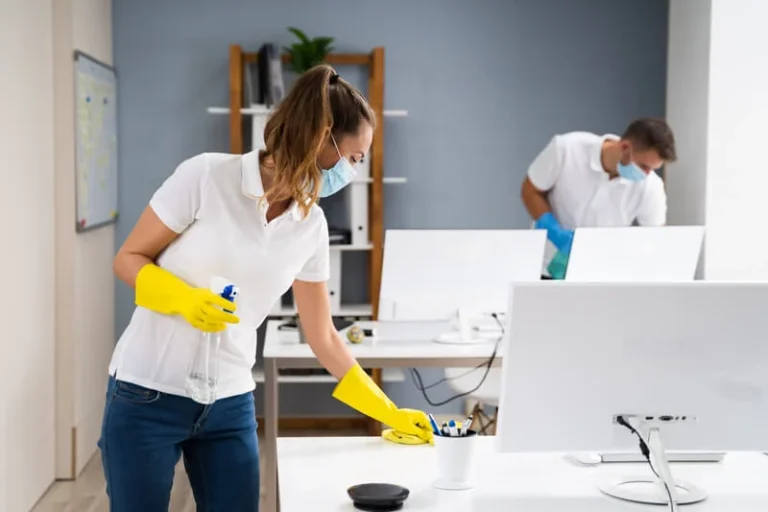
[318,135,358,198]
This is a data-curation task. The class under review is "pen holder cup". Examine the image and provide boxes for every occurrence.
[432,430,478,491]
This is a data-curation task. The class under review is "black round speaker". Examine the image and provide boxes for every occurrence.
[347,482,410,511]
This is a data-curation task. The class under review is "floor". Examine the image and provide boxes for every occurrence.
[31,428,361,512]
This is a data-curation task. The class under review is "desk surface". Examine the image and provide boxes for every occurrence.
[277,436,768,511]
[263,320,500,364]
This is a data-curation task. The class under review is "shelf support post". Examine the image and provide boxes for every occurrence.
[229,44,244,154]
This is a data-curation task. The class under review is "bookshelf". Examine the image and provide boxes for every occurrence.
[211,45,405,434]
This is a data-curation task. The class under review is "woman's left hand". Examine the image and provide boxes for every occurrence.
[332,364,434,445]
[383,408,434,443]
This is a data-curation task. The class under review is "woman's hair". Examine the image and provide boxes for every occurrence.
[261,64,377,217]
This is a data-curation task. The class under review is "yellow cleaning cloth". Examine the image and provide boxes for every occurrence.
[382,428,432,445]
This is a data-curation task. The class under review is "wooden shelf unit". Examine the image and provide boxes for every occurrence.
[225,45,392,435]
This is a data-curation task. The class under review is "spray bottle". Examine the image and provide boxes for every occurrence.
[186,276,239,404]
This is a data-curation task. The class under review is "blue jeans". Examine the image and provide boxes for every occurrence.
[98,376,260,511]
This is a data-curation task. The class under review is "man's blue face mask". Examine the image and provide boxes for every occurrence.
[318,135,357,198]
[617,160,647,182]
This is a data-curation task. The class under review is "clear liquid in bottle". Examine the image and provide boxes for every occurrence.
[185,277,238,404]
[186,330,221,404]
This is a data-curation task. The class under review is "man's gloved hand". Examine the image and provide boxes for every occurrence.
[535,212,574,256]
[333,364,434,445]
[135,264,240,332]
[547,250,569,280]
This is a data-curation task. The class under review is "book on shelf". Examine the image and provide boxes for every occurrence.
[257,43,285,107]
[328,227,351,245]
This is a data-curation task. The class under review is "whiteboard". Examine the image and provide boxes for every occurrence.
[74,51,118,232]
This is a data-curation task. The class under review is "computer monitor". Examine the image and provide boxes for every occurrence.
[378,229,546,342]
[565,226,704,282]
[497,282,768,506]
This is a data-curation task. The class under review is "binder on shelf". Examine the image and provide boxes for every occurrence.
[328,251,343,312]
[257,43,285,107]
[347,158,370,247]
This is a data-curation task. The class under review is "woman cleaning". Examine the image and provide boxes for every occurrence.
[99,64,433,511]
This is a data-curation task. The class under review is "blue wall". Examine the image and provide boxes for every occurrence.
[113,0,669,414]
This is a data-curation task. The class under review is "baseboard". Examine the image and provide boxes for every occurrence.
[257,416,370,431]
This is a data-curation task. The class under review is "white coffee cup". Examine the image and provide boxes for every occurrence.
[432,429,478,490]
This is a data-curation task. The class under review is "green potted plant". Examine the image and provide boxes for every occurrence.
[283,27,334,74]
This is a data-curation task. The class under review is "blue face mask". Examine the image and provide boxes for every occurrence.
[318,136,357,198]
[617,161,646,182]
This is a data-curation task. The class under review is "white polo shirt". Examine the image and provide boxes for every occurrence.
[108,151,330,398]
[528,132,667,271]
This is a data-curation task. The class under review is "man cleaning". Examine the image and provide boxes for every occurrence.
[521,118,677,278]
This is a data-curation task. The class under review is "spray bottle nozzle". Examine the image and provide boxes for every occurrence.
[210,277,239,314]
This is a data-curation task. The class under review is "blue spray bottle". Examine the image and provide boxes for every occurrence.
[186,276,239,404]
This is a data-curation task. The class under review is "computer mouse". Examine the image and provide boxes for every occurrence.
[565,452,602,466]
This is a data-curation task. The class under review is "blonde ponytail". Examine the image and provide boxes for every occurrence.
[261,64,376,218]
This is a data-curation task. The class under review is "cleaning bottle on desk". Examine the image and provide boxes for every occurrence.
[547,251,569,280]
[186,276,239,404]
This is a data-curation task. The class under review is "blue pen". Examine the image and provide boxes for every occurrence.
[428,414,441,436]
[448,420,458,437]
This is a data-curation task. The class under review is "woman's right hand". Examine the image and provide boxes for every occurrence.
[176,287,240,332]
[135,264,239,332]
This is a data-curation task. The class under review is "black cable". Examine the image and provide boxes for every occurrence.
[413,355,495,391]
[616,416,674,511]
[408,313,504,407]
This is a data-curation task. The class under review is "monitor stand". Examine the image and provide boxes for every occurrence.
[598,427,707,509]
[432,309,500,344]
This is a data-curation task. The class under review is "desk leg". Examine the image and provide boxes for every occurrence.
[264,359,279,512]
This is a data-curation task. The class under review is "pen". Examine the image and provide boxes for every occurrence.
[448,420,458,437]
[428,414,441,436]
[442,421,449,436]
[462,415,474,436]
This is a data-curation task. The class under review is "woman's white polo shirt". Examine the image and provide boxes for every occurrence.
[108,151,330,398]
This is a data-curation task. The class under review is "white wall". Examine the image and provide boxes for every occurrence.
[705,0,768,280]
[665,0,711,229]
[666,0,768,280]
[0,0,57,509]
[54,0,115,478]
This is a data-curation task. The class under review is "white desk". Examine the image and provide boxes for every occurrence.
[277,436,768,511]
[261,320,501,512]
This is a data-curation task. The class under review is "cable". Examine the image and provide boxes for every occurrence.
[616,416,674,511]
[408,313,504,407]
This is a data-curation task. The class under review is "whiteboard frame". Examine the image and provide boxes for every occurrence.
[73,50,119,233]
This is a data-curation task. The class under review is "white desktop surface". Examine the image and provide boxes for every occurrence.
[277,436,768,511]
[263,320,500,362]
[262,320,501,512]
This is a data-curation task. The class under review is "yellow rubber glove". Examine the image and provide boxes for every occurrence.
[332,364,434,444]
[135,264,239,332]
[382,429,429,445]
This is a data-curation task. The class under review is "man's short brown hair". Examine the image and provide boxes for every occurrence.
[622,118,677,162]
